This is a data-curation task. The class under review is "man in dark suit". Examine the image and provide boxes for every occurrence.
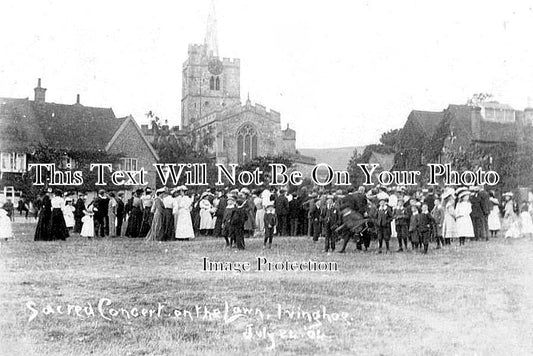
[376,197,393,253]
[321,195,339,252]
[288,192,301,236]
[213,190,227,238]
[73,193,86,233]
[479,187,491,240]
[93,189,109,237]
[116,192,125,236]
[274,189,289,236]
[469,186,485,241]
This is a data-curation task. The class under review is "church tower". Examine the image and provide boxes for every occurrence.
[181,1,241,130]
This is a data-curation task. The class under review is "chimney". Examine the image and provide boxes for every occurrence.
[76,94,80,105]
[34,78,47,103]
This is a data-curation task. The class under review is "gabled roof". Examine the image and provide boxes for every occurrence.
[0,98,44,151]
[106,115,159,161]
[31,101,124,151]
[408,110,444,137]
[0,97,127,152]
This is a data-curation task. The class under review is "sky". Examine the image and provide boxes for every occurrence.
[1,0,533,149]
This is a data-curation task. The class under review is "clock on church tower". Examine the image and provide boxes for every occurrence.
[208,58,223,75]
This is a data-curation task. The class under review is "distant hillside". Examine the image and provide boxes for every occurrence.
[298,146,366,171]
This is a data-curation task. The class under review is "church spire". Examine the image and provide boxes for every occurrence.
[204,0,219,57]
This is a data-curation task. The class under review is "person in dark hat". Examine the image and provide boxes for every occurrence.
[139,187,154,237]
[288,191,301,236]
[34,189,52,241]
[232,194,248,250]
[116,192,125,236]
[376,196,393,253]
[213,190,227,238]
[274,188,289,236]
[418,203,436,253]
[73,192,86,233]
[263,205,277,249]
[125,189,144,238]
[49,189,69,240]
[222,195,236,247]
[93,189,109,237]
[321,195,339,253]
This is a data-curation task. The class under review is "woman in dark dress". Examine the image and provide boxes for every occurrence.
[145,187,165,241]
[34,190,52,241]
[49,189,69,240]
[139,188,154,237]
[125,189,144,237]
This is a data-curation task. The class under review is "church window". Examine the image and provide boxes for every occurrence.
[237,124,258,164]
[209,76,215,90]
[215,76,220,90]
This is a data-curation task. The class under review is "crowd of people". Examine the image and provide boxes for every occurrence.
[1,183,532,251]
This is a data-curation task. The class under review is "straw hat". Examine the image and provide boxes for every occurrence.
[441,188,456,200]
[457,189,470,200]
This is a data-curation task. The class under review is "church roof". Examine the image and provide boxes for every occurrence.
[0,97,126,152]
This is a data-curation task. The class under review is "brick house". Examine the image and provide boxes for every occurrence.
[0,79,159,195]
[396,101,533,170]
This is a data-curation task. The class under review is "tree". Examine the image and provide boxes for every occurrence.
[379,128,402,149]
[234,155,294,190]
[147,111,218,190]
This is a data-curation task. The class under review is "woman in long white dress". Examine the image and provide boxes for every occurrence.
[455,188,474,246]
[174,186,195,240]
[62,198,75,231]
[80,203,95,238]
[502,193,520,238]
[199,193,213,235]
[488,196,501,238]
[441,188,457,245]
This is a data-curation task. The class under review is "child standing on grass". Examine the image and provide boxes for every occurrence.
[393,200,409,252]
[81,204,95,239]
[264,205,277,249]
[222,196,236,247]
[63,198,75,232]
[431,198,445,249]
[418,203,436,254]
[0,202,14,240]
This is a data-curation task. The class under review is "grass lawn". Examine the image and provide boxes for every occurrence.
[1,220,533,355]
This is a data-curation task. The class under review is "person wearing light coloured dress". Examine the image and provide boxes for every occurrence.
[174,186,195,240]
[454,188,474,246]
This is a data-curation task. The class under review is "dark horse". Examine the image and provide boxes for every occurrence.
[336,208,373,253]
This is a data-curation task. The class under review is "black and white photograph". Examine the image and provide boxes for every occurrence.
[1,0,533,355]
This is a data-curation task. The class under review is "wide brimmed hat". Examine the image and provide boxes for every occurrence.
[458,190,470,200]
[176,185,188,191]
[156,187,167,194]
[441,188,456,200]
[502,192,514,197]
[469,185,480,192]
[490,197,499,205]
[377,191,389,202]
[240,187,250,195]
